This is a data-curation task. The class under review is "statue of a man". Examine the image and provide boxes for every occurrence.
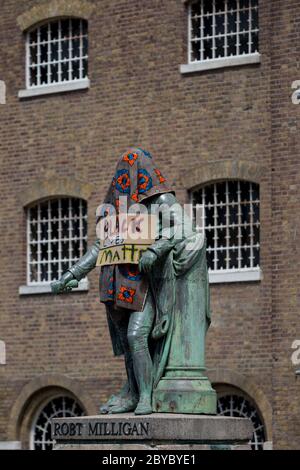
[51,148,212,415]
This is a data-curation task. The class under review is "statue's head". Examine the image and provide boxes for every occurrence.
[104,147,172,208]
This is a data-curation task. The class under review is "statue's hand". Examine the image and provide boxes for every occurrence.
[51,272,78,294]
[139,250,157,274]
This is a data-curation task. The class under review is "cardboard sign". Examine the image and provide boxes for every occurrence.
[96,214,157,266]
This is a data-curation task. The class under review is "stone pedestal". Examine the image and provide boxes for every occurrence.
[52,413,253,450]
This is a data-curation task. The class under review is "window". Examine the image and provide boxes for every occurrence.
[30,395,85,450]
[19,18,89,98]
[181,0,260,73]
[217,394,266,450]
[27,197,88,286]
[191,180,260,283]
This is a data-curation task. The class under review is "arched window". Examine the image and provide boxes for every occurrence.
[181,0,260,73]
[191,180,260,283]
[26,18,88,90]
[27,197,88,285]
[217,394,266,450]
[30,395,85,450]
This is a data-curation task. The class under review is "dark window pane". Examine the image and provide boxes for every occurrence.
[72,241,80,258]
[241,225,250,245]
[229,227,239,246]
[253,247,260,267]
[229,249,239,269]
[30,265,38,282]
[51,263,59,280]
[82,20,88,36]
[82,59,88,78]
[191,17,200,39]
[239,33,249,54]
[41,264,48,282]
[29,29,37,44]
[72,38,80,58]
[50,64,58,83]
[216,37,225,58]
[228,181,238,202]
[61,40,69,60]
[61,61,69,81]
[40,65,48,84]
[50,21,59,40]
[217,206,226,225]
[205,185,215,205]
[251,32,259,53]
[62,241,69,258]
[218,228,226,247]
[204,16,213,37]
[240,10,249,32]
[240,0,250,8]
[41,243,48,261]
[216,182,226,203]
[82,37,88,56]
[206,229,214,249]
[240,181,250,201]
[241,203,250,224]
[217,250,226,269]
[62,221,69,239]
[228,12,237,33]
[61,19,70,38]
[204,39,213,59]
[52,242,59,259]
[253,225,259,245]
[51,42,58,61]
[40,43,48,63]
[206,207,214,226]
[30,245,38,262]
[30,68,37,86]
[191,41,201,61]
[203,0,213,14]
[30,46,37,65]
[207,250,214,270]
[228,0,237,9]
[72,60,80,80]
[252,8,259,29]
[215,14,225,35]
[241,248,250,267]
[253,203,259,223]
[40,25,48,42]
[229,205,238,224]
[191,2,201,16]
[72,18,81,36]
[215,0,225,13]
[228,34,237,56]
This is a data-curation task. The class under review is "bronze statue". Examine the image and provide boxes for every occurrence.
[51,148,216,415]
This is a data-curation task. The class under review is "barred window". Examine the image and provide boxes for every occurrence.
[27,198,88,284]
[217,394,266,450]
[191,181,260,280]
[26,18,88,88]
[189,0,259,63]
[30,395,85,450]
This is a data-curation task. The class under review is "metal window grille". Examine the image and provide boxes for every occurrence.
[27,197,88,284]
[26,18,88,88]
[191,180,260,272]
[188,0,259,63]
[217,394,266,450]
[30,396,85,450]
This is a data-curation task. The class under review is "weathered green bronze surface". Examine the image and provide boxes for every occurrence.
[51,147,216,415]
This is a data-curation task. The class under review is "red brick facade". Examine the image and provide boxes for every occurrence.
[0,0,298,449]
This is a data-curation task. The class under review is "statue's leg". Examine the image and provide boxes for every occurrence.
[101,307,139,414]
[127,293,155,415]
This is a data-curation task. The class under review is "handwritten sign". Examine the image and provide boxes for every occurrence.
[96,214,157,266]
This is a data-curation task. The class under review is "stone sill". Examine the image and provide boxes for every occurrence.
[19,279,89,295]
[180,53,261,74]
[0,441,22,450]
[209,268,261,284]
[18,79,90,99]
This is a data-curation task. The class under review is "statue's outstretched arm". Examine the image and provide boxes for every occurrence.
[51,239,100,294]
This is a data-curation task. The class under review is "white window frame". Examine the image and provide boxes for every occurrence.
[181,0,260,74]
[191,180,261,284]
[19,18,90,99]
[19,197,89,295]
